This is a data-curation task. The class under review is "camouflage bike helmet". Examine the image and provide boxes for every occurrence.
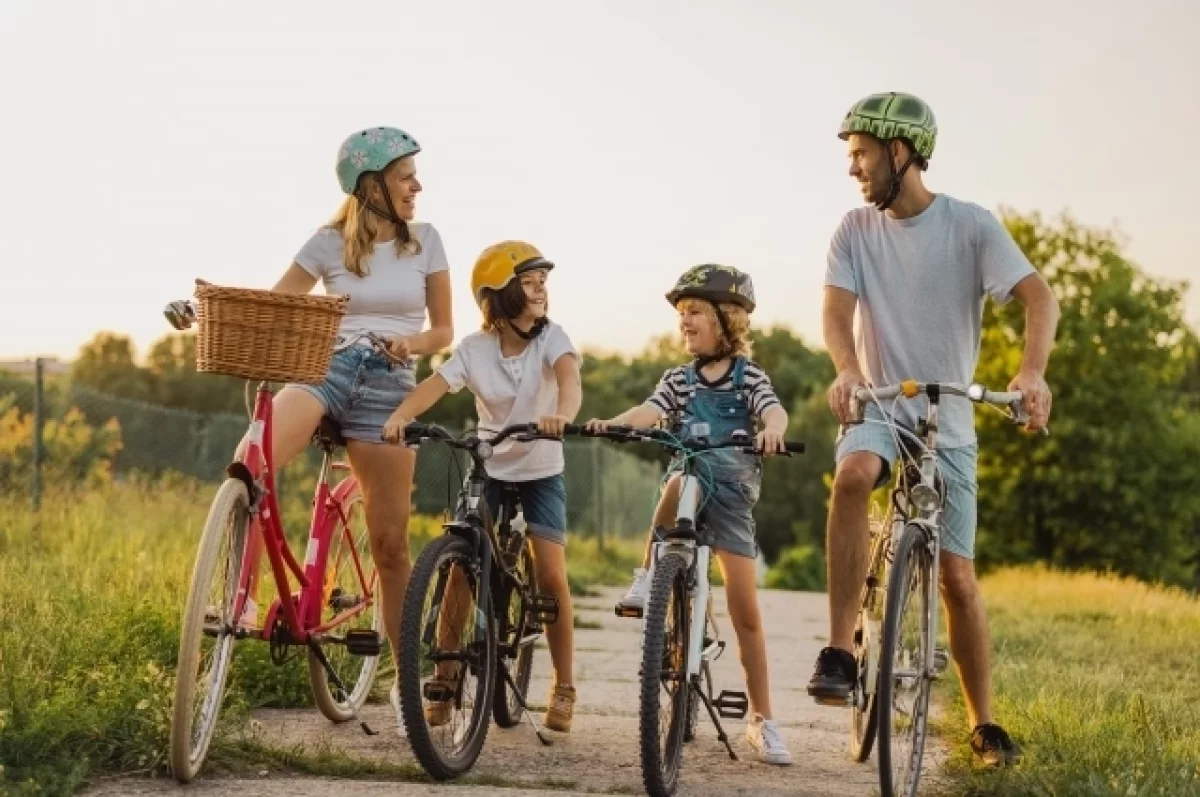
[335,125,421,242]
[838,92,937,211]
[666,264,756,361]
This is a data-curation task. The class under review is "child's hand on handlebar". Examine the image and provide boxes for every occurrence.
[756,428,786,456]
[537,414,571,437]
[585,418,615,433]
[382,413,413,444]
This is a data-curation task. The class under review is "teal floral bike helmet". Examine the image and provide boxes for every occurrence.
[335,126,421,234]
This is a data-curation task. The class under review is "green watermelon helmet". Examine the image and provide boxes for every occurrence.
[335,126,421,195]
[838,92,937,164]
[839,92,936,211]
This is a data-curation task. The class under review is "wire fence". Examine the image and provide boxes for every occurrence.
[5,364,663,542]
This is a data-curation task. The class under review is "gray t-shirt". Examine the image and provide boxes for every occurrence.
[824,194,1035,447]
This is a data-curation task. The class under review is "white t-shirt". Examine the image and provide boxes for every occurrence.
[437,322,580,482]
[293,222,449,340]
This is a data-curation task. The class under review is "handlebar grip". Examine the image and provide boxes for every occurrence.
[784,441,806,454]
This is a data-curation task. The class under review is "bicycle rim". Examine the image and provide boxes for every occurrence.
[638,552,690,797]
[399,535,496,780]
[494,538,536,728]
[308,492,382,722]
[877,524,933,797]
[169,478,248,782]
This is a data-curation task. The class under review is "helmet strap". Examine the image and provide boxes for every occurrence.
[358,174,412,244]
[875,142,918,212]
[510,317,548,341]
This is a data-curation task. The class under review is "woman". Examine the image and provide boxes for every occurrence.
[166,126,453,730]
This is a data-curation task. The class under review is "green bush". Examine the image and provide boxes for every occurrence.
[764,544,826,591]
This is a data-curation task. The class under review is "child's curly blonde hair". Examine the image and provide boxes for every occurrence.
[676,297,753,359]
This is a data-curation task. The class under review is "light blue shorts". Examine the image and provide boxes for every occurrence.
[835,408,979,559]
[291,345,416,443]
[485,473,568,546]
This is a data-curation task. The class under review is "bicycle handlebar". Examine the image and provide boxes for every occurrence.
[577,424,806,456]
[851,380,1048,435]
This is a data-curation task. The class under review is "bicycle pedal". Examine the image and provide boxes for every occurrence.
[423,680,456,702]
[712,690,749,719]
[614,602,643,619]
[343,629,384,657]
[529,593,559,625]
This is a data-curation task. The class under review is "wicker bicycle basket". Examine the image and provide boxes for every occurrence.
[193,279,349,384]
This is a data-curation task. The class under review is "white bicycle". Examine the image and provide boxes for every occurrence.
[597,425,804,797]
[844,380,1044,797]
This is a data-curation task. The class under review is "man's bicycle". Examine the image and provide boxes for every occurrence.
[168,333,408,781]
[390,421,565,780]
[842,380,1041,797]
[600,426,804,797]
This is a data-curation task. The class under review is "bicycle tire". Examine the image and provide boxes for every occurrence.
[399,534,497,780]
[493,538,536,728]
[851,522,889,762]
[638,552,691,797]
[308,491,382,722]
[877,523,934,797]
[169,478,249,782]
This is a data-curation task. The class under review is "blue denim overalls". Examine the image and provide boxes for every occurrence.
[665,357,763,556]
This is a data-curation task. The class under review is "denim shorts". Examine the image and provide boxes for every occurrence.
[835,405,978,559]
[666,456,761,560]
[290,345,416,443]
[484,473,568,546]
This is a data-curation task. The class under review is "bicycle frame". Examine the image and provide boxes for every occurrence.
[232,383,373,644]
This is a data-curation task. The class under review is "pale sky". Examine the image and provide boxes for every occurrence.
[1,0,1197,363]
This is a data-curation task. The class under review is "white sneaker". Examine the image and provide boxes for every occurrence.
[389,680,407,739]
[746,714,792,765]
[618,568,650,611]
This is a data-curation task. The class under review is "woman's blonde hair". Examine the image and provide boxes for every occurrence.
[677,297,753,359]
[327,169,422,277]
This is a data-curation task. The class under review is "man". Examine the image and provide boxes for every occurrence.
[805,91,1060,766]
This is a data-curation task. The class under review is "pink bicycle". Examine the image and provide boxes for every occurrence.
[167,287,391,782]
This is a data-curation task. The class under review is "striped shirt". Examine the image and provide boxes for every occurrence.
[647,359,782,420]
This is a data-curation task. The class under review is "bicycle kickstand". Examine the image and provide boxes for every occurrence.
[498,659,553,746]
[694,684,738,761]
[307,639,379,736]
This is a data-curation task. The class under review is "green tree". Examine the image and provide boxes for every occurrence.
[70,332,151,400]
[974,210,1200,588]
[145,333,245,414]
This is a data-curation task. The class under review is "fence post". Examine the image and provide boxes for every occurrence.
[32,357,44,512]
[592,439,605,551]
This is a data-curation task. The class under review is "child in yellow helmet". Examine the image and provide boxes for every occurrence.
[383,241,581,733]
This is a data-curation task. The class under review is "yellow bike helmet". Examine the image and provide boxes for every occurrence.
[470,241,555,307]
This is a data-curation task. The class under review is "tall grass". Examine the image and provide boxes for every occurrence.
[936,566,1200,797]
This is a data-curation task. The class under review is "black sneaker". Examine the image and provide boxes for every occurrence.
[806,646,856,704]
[970,723,1023,767]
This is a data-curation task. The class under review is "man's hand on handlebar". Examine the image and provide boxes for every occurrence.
[1007,370,1052,432]
[828,368,866,425]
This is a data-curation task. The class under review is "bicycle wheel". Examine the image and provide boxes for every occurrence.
[851,520,889,762]
[399,534,497,780]
[169,478,249,782]
[877,523,934,797]
[638,552,690,797]
[493,537,536,728]
[308,491,382,722]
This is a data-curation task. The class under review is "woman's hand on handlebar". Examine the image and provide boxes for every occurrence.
[384,335,412,362]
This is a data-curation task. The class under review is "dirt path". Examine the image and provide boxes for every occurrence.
[87,586,947,796]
